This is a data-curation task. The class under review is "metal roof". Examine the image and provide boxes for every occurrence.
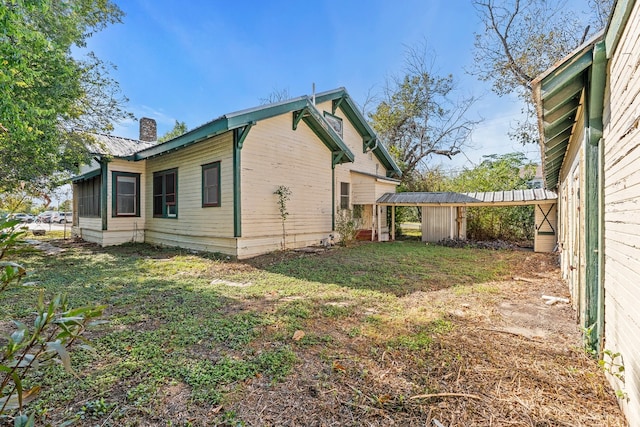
[532,31,604,190]
[87,134,155,157]
[377,190,557,206]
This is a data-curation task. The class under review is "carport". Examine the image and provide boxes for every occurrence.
[377,190,558,252]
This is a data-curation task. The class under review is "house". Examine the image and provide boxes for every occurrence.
[71,88,401,259]
[532,0,640,423]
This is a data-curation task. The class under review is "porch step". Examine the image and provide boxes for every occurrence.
[355,229,373,241]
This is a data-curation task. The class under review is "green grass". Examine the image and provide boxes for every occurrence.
[0,240,522,425]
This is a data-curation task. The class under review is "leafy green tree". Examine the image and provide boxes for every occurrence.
[471,0,613,145]
[449,153,536,240]
[369,42,479,188]
[158,120,189,143]
[0,0,130,194]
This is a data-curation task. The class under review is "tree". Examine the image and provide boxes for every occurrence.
[158,120,188,143]
[273,186,292,250]
[0,0,131,195]
[260,87,291,105]
[471,0,613,145]
[449,153,536,240]
[369,43,480,189]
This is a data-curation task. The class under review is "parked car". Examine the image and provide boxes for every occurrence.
[51,212,72,224]
[11,213,34,223]
[37,211,56,223]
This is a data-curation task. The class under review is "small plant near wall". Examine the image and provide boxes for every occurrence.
[335,209,361,247]
[599,349,628,400]
[274,186,292,250]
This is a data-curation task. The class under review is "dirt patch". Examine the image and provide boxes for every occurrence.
[227,256,624,426]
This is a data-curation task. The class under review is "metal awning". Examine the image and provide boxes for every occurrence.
[377,190,557,207]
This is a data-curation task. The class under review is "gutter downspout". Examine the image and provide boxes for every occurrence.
[585,40,607,353]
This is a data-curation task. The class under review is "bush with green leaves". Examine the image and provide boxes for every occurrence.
[335,209,361,246]
[0,217,104,427]
[449,153,536,241]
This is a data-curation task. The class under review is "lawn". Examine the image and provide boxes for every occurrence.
[0,240,625,426]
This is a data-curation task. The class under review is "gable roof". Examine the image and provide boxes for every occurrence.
[132,93,355,166]
[314,88,402,178]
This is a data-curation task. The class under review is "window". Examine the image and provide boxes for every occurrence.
[112,172,140,217]
[202,162,221,207]
[340,182,350,210]
[323,112,343,138]
[77,175,101,217]
[153,169,178,218]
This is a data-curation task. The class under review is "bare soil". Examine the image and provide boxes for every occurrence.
[232,252,625,426]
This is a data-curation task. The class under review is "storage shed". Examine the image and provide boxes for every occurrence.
[377,189,558,252]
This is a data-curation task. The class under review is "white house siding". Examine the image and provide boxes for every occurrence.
[73,159,147,246]
[238,114,334,257]
[144,132,237,256]
[556,107,586,318]
[103,158,147,245]
[602,3,640,422]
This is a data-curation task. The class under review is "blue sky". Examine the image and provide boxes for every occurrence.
[83,0,590,171]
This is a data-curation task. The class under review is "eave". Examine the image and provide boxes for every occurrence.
[532,31,604,189]
[132,96,353,164]
[315,88,402,178]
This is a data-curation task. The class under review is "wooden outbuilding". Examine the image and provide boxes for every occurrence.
[376,190,558,252]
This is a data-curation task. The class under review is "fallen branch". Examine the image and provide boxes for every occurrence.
[513,276,536,283]
[410,392,482,400]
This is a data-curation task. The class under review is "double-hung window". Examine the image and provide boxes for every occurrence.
[112,172,140,217]
[340,182,350,210]
[153,169,178,218]
[202,162,221,207]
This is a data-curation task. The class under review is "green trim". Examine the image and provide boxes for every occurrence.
[605,0,635,58]
[152,168,178,219]
[331,97,344,114]
[202,161,221,207]
[235,122,254,149]
[233,128,244,237]
[331,164,335,229]
[534,33,609,190]
[100,161,108,231]
[540,49,593,98]
[584,40,607,353]
[315,88,402,178]
[537,231,556,236]
[111,171,141,217]
[298,105,354,163]
[292,107,308,130]
[135,120,230,160]
[135,98,311,161]
[71,168,101,183]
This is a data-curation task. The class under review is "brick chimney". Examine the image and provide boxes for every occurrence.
[139,117,157,142]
